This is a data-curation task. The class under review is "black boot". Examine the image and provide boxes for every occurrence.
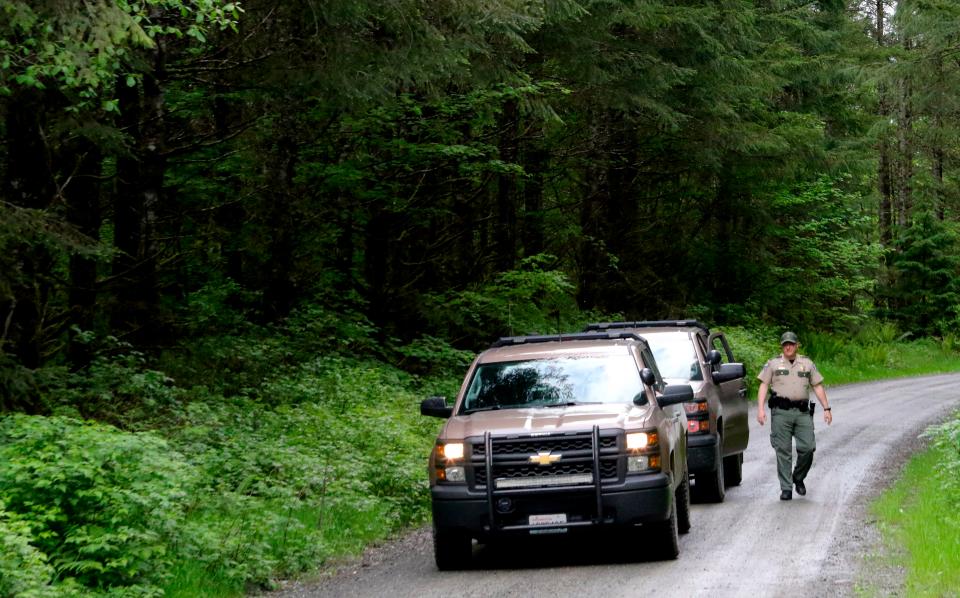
[780,490,792,501]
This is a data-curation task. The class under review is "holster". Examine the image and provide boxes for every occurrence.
[809,401,816,418]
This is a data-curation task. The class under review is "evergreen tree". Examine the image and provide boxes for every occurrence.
[887,211,960,336]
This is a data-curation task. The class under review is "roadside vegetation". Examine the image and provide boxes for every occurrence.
[870,414,960,597]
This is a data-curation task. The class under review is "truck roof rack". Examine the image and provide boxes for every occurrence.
[491,331,647,348]
[583,320,711,334]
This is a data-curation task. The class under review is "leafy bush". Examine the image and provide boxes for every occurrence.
[0,415,197,595]
[0,504,83,598]
[926,414,960,509]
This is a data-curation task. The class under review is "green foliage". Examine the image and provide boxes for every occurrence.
[884,211,960,337]
[0,504,83,598]
[925,414,960,509]
[754,177,882,331]
[421,254,579,346]
[0,415,197,595]
[33,342,183,427]
[0,0,241,103]
[159,356,441,590]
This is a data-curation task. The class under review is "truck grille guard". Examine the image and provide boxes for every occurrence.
[478,426,614,533]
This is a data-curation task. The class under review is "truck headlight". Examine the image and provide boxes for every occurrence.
[440,442,464,460]
[626,431,658,450]
[434,441,467,484]
[628,455,661,472]
[625,429,660,474]
[443,466,466,482]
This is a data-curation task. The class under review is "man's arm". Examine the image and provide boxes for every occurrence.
[757,381,769,425]
[813,383,832,425]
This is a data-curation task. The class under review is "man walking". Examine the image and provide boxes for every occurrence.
[756,331,832,500]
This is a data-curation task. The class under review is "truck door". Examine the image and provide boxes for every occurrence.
[707,332,749,455]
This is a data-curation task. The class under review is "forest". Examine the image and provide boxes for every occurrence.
[1,1,959,596]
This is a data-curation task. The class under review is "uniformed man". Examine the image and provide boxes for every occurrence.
[756,331,832,500]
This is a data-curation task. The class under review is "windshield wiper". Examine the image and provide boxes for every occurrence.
[461,405,503,414]
[541,401,602,408]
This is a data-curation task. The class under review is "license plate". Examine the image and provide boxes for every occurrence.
[529,513,567,526]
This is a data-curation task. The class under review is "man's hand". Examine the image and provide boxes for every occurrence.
[757,381,769,425]
[824,410,832,425]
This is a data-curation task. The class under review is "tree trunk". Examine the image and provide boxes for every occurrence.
[111,38,165,344]
[875,0,893,247]
[495,99,519,271]
[578,121,609,310]
[260,131,298,321]
[896,38,913,228]
[66,139,103,368]
[1,90,55,369]
[522,140,548,258]
[213,89,245,284]
[932,57,945,221]
[364,208,390,327]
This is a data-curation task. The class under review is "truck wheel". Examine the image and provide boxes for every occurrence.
[676,468,691,535]
[433,526,472,570]
[723,452,743,487]
[695,442,726,503]
[650,496,680,560]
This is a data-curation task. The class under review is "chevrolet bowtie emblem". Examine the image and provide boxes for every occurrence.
[529,451,561,466]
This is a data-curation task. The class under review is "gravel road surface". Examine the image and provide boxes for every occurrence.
[272,373,960,598]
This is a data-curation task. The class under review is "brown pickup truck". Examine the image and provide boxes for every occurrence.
[420,331,695,569]
[583,321,749,502]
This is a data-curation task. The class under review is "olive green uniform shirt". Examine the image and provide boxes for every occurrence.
[757,354,824,400]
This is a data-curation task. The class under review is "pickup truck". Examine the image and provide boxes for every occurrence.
[420,331,695,569]
[584,321,749,502]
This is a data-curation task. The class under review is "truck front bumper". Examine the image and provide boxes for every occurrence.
[687,433,720,474]
[431,472,673,540]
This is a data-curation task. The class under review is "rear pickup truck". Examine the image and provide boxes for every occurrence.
[584,321,749,502]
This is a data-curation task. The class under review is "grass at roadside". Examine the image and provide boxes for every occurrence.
[869,415,960,597]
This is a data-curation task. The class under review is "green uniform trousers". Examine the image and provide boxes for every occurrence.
[770,407,816,492]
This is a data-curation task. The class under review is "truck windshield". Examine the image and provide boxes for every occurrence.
[462,354,644,412]
[644,331,703,382]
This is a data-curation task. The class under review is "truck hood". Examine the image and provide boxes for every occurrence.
[442,403,655,439]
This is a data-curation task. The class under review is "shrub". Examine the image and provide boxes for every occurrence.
[0,415,197,595]
[926,414,960,510]
[0,504,84,598]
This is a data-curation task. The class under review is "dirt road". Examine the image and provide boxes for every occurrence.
[274,373,960,598]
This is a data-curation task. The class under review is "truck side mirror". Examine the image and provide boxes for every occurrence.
[712,363,746,384]
[706,349,722,366]
[420,396,453,418]
[658,384,694,407]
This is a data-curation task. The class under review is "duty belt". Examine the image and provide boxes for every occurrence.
[769,395,810,412]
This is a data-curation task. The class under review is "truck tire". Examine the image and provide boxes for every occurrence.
[433,526,472,570]
[676,468,691,534]
[695,441,725,503]
[723,452,743,487]
[650,496,680,560]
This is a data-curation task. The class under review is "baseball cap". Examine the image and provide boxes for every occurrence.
[780,331,799,345]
